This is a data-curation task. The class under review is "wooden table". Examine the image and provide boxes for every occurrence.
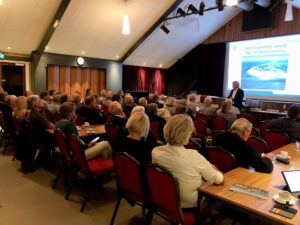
[199,143,300,225]
[46,124,106,138]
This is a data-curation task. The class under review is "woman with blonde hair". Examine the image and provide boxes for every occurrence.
[112,111,153,166]
[13,96,29,120]
[212,118,273,173]
[164,97,176,116]
[152,114,224,208]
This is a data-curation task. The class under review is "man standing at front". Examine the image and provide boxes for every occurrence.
[228,81,244,111]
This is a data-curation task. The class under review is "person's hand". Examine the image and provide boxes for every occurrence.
[89,141,96,147]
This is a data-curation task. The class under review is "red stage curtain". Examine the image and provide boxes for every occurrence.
[123,65,165,95]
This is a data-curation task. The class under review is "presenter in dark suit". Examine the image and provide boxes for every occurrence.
[228,81,244,110]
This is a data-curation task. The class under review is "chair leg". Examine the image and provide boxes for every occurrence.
[145,210,154,225]
[110,198,122,225]
[52,163,63,189]
[80,185,92,213]
[65,170,77,200]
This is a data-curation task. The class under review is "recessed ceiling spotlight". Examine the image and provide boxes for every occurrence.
[53,19,60,28]
[159,64,163,68]
[115,55,119,59]
[45,46,48,50]
[82,51,85,54]
[7,46,11,50]
[142,62,146,66]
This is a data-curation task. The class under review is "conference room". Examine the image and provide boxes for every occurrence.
[1,0,300,225]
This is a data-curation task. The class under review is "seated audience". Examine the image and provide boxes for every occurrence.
[56,102,112,159]
[158,94,166,106]
[40,91,50,109]
[147,103,166,140]
[60,93,69,104]
[0,93,15,135]
[112,111,152,166]
[152,94,163,109]
[138,97,148,108]
[27,95,55,167]
[85,88,94,98]
[108,101,127,131]
[187,94,197,116]
[152,114,224,208]
[76,95,107,124]
[13,96,29,120]
[212,118,273,173]
[71,92,83,111]
[217,99,237,128]
[269,105,300,142]
[199,96,216,117]
[47,93,60,115]
[102,90,112,106]
[157,108,171,121]
[123,94,136,117]
[164,97,176,116]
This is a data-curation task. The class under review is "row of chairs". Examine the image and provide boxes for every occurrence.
[53,129,114,212]
[111,152,213,225]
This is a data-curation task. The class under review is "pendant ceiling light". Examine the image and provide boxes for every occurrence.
[285,0,293,21]
[122,0,130,35]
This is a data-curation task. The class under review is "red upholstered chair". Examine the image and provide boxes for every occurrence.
[52,129,72,190]
[237,113,253,123]
[67,135,114,212]
[212,116,228,131]
[247,136,268,154]
[193,119,207,136]
[54,113,62,122]
[259,120,270,139]
[110,152,146,225]
[251,127,260,137]
[184,138,203,155]
[75,115,85,126]
[146,164,210,225]
[211,130,225,141]
[206,146,236,173]
[195,113,209,124]
[150,120,161,141]
[105,123,119,144]
[264,129,289,153]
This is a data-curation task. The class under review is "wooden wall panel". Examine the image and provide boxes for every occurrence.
[70,67,81,94]
[99,69,106,91]
[47,65,106,98]
[204,6,300,44]
[47,65,59,91]
[59,66,71,95]
[81,67,91,98]
[90,68,99,95]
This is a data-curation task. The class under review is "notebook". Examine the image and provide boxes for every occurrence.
[282,170,300,196]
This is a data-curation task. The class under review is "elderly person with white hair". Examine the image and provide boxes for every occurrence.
[164,97,176,116]
[108,101,127,131]
[199,96,217,117]
[112,111,153,167]
[213,118,273,173]
[152,114,224,209]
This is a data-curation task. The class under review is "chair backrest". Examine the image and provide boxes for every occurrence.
[113,152,144,203]
[206,146,236,173]
[0,111,7,130]
[146,164,184,224]
[184,138,202,154]
[212,116,228,131]
[14,116,22,136]
[150,120,161,141]
[68,135,89,173]
[193,119,207,136]
[259,120,270,139]
[54,128,71,159]
[55,113,62,123]
[264,129,289,152]
[42,108,55,123]
[195,113,209,123]
[75,115,85,126]
[247,136,268,154]
[251,127,260,137]
[237,113,253,123]
[105,123,119,144]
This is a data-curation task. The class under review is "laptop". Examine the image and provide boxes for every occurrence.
[282,170,300,197]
